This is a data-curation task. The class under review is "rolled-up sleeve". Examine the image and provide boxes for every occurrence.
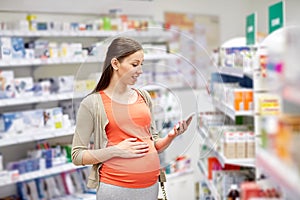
[71,99,95,166]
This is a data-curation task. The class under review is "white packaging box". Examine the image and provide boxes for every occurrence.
[59,100,74,121]
[246,131,255,158]
[14,77,34,97]
[0,70,15,99]
[48,42,59,58]
[22,109,44,131]
[235,131,246,158]
[34,40,49,58]
[0,37,12,60]
[0,111,23,133]
[70,43,83,57]
[58,75,74,93]
[222,131,236,159]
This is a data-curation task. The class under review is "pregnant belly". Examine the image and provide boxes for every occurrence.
[103,143,160,173]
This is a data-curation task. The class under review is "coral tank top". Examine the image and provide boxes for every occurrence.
[99,90,160,188]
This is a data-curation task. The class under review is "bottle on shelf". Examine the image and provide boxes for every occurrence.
[227,184,240,200]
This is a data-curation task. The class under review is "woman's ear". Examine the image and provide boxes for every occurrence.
[111,58,119,71]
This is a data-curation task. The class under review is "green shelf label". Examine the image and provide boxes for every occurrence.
[268,1,284,34]
[246,13,256,45]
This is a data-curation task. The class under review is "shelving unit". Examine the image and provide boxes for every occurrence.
[0,126,75,147]
[0,11,177,199]
[0,92,79,107]
[196,36,257,200]
[0,29,172,39]
[0,53,175,68]
[0,163,86,187]
[197,160,220,199]
[198,127,255,168]
[212,98,254,120]
[253,25,300,199]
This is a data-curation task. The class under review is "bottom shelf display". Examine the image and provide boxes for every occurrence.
[0,163,86,187]
[256,147,300,199]
[1,165,96,200]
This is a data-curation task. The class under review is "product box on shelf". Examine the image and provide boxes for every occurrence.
[0,37,12,60]
[14,77,34,97]
[0,111,23,133]
[220,126,254,159]
[17,180,40,200]
[11,37,26,59]
[245,131,255,158]
[54,174,68,196]
[74,80,87,94]
[25,48,35,59]
[22,109,44,130]
[6,20,29,31]
[69,43,83,57]
[236,132,246,158]
[6,157,40,174]
[59,101,74,121]
[222,131,236,159]
[227,87,253,111]
[43,107,63,129]
[219,46,251,68]
[58,75,74,93]
[34,40,49,58]
[38,77,60,94]
[48,42,59,58]
[0,70,15,99]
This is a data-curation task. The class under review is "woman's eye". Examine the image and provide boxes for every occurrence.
[132,64,138,67]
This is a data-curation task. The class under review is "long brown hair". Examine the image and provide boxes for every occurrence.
[92,37,143,93]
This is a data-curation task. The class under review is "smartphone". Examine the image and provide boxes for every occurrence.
[176,112,195,130]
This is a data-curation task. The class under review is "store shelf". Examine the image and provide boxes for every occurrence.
[256,147,300,199]
[0,57,101,67]
[215,150,255,168]
[213,98,253,120]
[0,53,175,68]
[218,66,244,78]
[198,127,255,168]
[0,29,172,39]
[197,160,220,199]
[0,126,75,147]
[0,163,86,187]
[0,92,85,107]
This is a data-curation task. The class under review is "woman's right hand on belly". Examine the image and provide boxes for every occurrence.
[114,138,149,158]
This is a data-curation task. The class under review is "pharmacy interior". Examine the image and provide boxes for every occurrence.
[0,0,300,199]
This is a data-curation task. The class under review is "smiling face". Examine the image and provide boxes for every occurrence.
[112,50,144,86]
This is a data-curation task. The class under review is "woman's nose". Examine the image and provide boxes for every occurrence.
[137,65,143,74]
